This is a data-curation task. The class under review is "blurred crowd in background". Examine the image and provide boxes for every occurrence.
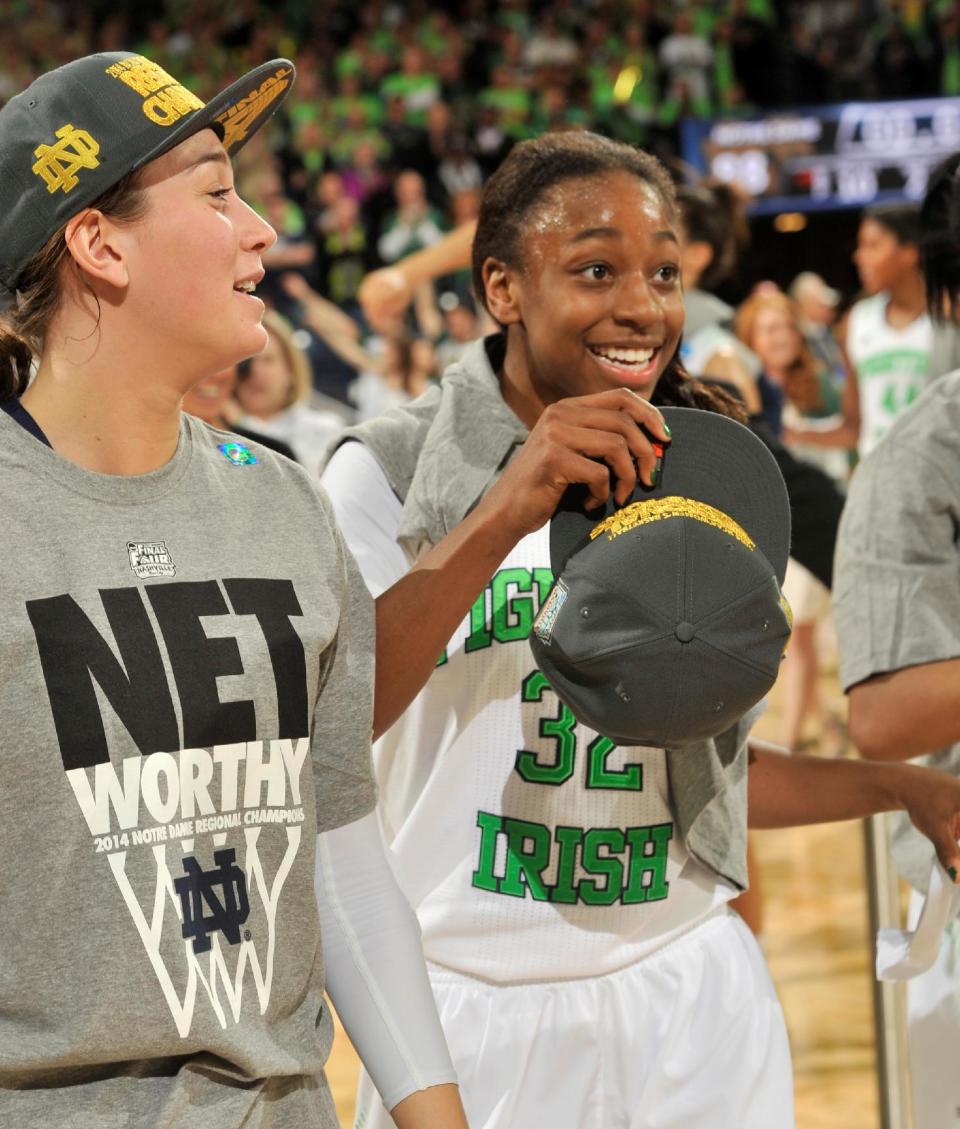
[0,0,949,751]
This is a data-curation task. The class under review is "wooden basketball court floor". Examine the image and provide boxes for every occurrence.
[325,671,885,1128]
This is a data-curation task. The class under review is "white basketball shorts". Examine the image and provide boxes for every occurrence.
[353,906,794,1129]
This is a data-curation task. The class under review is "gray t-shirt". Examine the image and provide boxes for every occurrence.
[0,411,377,1127]
[833,370,960,893]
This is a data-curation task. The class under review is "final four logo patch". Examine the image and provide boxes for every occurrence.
[532,579,568,645]
[127,540,176,579]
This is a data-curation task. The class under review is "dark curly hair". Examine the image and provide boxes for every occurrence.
[864,201,922,246]
[921,152,960,322]
[472,132,744,421]
[675,179,751,293]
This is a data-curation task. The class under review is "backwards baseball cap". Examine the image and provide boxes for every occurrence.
[530,407,792,747]
[0,52,295,293]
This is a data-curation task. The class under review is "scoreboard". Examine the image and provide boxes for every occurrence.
[681,97,960,215]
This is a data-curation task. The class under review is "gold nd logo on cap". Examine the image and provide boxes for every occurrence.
[105,55,203,127]
[32,124,100,194]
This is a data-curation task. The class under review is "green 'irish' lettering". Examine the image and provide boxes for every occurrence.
[500,817,552,900]
[578,828,626,906]
[471,810,503,892]
[623,823,672,903]
[462,567,555,655]
[551,825,583,904]
[492,567,535,643]
[472,812,673,906]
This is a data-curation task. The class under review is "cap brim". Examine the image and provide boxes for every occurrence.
[130,58,295,174]
[549,406,791,583]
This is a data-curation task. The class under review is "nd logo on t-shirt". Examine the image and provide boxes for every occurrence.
[26,576,313,1038]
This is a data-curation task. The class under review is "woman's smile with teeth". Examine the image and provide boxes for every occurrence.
[589,345,656,365]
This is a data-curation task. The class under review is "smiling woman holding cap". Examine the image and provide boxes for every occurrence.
[0,52,681,1129]
[322,131,960,1129]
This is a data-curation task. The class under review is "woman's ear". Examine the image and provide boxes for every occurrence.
[63,209,129,290]
[481,258,522,326]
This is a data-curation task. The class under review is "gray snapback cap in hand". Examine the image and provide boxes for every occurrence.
[530,406,793,748]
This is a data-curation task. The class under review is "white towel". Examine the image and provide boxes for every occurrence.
[876,860,960,981]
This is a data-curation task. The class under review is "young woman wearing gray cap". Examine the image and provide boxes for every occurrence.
[0,53,676,1129]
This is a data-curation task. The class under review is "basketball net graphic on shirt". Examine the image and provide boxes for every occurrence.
[107,823,301,1038]
[26,576,315,1040]
[64,738,309,1038]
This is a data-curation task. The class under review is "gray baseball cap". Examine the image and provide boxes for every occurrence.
[0,52,295,293]
[529,407,792,747]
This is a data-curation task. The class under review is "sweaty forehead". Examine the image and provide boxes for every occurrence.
[527,172,672,245]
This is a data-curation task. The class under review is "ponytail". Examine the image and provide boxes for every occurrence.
[0,317,34,400]
[0,230,70,400]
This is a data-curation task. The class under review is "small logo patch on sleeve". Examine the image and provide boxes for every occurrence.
[218,442,258,466]
[532,580,568,645]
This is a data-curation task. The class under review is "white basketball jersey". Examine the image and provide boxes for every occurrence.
[846,293,932,456]
[323,442,734,983]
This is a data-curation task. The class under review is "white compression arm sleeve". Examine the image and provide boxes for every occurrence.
[315,813,457,1112]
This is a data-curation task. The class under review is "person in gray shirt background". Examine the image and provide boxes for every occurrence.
[833,151,960,1129]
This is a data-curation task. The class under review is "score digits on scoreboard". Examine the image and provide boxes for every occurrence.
[682,97,960,215]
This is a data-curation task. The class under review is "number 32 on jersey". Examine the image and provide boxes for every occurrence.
[471,670,672,906]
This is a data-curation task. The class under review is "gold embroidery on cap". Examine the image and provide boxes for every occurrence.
[778,589,794,630]
[216,67,292,151]
[105,56,204,127]
[589,496,756,551]
[778,588,794,654]
[32,125,100,194]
